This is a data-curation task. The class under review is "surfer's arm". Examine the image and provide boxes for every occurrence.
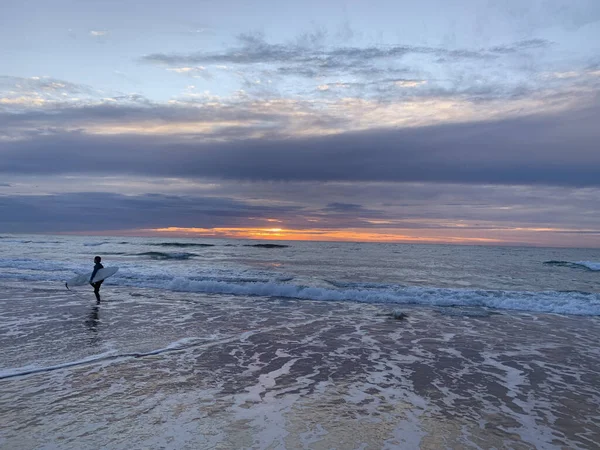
[90,263,102,282]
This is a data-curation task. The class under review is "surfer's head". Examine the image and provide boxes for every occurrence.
[94,256,101,263]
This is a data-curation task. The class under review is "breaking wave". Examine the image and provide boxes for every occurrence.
[2,261,600,314]
[154,277,600,316]
[544,260,600,271]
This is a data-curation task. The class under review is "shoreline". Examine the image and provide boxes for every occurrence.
[1,281,600,449]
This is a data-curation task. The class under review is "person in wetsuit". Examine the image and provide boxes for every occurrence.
[90,256,104,302]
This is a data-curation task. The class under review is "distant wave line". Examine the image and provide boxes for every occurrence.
[544,260,600,271]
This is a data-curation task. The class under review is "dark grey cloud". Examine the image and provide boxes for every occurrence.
[1,99,598,187]
[213,181,600,230]
[324,203,363,212]
[0,101,283,129]
[3,181,599,235]
[0,192,301,233]
[142,34,550,68]
[318,202,385,221]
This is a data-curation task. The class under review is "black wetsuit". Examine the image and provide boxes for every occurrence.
[90,262,104,301]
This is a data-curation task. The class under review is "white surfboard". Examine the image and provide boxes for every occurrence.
[65,267,119,289]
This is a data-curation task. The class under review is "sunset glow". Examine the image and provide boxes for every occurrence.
[150,226,503,244]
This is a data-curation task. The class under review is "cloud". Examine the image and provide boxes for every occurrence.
[137,30,589,104]
[3,72,594,143]
[89,30,108,37]
[8,174,600,229]
[0,192,301,233]
[1,98,599,187]
[0,76,93,94]
[321,202,383,219]
[0,98,304,140]
[140,33,554,100]
[165,66,212,79]
[2,181,599,245]
[317,82,350,91]
[395,80,427,88]
[324,202,363,211]
[167,66,206,74]
[142,34,550,68]
[0,76,99,109]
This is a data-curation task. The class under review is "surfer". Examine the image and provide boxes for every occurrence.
[90,256,104,302]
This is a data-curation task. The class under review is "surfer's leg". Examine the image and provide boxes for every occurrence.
[93,282,102,302]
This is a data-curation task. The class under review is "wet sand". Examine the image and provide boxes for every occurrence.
[1,281,599,449]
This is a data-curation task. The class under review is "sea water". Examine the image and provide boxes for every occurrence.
[1,234,599,315]
[2,234,600,449]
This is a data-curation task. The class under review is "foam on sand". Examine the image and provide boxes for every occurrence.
[1,283,599,449]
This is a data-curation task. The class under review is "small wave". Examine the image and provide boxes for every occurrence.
[576,261,600,271]
[157,278,600,316]
[150,242,215,248]
[0,258,73,272]
[83,242,108,247]
[544,260,600,271]
[135,251,198,260]
[0,337,211,380]
[2,267,600,315]
[244,244,289,248]
[544,260,583,269]
[0,237,49,243]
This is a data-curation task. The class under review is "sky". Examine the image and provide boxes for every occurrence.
[1,0,600,247]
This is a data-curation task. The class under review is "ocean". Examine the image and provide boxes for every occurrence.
[1,235,600,449]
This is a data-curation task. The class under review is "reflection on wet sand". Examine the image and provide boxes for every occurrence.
[1,283,599,449]
[84,303,101,347]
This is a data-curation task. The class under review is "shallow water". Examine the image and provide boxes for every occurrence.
[1,282,599,449]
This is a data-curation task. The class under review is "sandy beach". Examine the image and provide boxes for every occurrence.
[1,281,599,449]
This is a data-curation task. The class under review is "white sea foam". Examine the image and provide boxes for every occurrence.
[0,337,221,380]
[2,238,599,316]
[0,350,119,379]
[576,261,600,271]
[157,277,600,316]
[2,261,599,314]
